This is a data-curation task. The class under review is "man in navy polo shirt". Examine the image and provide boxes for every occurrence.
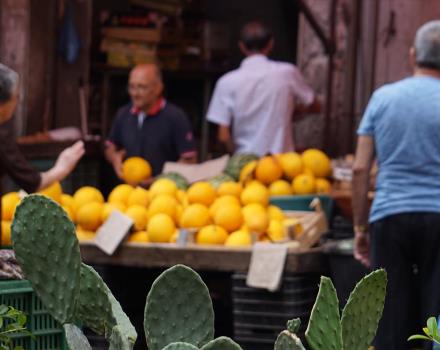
[105,63,197,180]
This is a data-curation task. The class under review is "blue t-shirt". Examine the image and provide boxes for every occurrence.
[357,76,440,223]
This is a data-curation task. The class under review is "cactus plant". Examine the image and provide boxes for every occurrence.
[305,276,343,350]
[11,194,81,324]
[274,318,306,350]
[200,336,242,350]
[162,343,199,350]
[341,269,387,350]
[64,324,92,350]
[144,264,214,350]
[11,195,136,350]
[305,269,387,350]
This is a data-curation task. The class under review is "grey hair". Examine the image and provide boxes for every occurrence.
[414,20,440,70]
[0,64,19,104]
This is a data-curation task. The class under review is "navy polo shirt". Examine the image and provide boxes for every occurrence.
[108,102,196,176]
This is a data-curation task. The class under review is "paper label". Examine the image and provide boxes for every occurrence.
[95,210,133,255]
[246,242,288,292]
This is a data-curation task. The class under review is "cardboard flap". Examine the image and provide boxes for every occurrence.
[162,155,229,183]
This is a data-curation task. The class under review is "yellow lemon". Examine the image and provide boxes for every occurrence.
[73,187,104,211]
[128,230,149,243]
[1,192,20,221]
[316,178,332,194]
[147,194,178,223]
[180,204,210,229]
[225,230,252,247]
[76,228,96,241]
[240,182,269,206]
[196,225,228,245]
[176,190,188,206]
[101,202,126,222]
[244,210,269,233]
[122,157,152,185]
[61,194,75,211]
[301,149,331,178]
[62,205,75,222]
[239,160,257,183]
[127,187,150,207]
[147,213,176,243]
[209,195,241,218]
[217,182,243,198]
[267,220,285,241]
[267,205,285,221]
[1,220,11,246]
[108,184,134,205]
[269,180,293,196]
[76,202,104,231]
[38,181,63,203]
[187,182,216,207]
[169,229,180,243]
[214,204,243,233]
[255,156,283,185]
[277,152,303,179]
[292,174,316,195]
[150,178,178,198]
[125,205,149,231]
[242,203,266,220]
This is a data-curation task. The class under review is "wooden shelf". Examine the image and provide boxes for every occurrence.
[80,243,326,273]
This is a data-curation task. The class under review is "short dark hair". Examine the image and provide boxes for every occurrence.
[0,64,19,104]
[240,21,273,52]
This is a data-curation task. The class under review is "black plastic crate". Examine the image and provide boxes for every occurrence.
[232,273,320,350]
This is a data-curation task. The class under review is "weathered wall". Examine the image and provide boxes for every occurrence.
[296,0,440,156]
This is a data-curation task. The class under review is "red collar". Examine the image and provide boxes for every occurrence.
[130,97,166,117]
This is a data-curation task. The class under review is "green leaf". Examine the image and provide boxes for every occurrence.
[428,317,438,337]
[0,306,8,315]
[423,327,431,336]
[408,334,432,341]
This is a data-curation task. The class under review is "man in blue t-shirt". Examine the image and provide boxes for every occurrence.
[353,21,440,350]
[105,63,197,180]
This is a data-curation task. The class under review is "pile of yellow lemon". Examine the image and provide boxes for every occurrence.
[241,148,332,196]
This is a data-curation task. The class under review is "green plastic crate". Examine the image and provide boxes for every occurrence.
[270,195,333,221]
[0,280,67,350]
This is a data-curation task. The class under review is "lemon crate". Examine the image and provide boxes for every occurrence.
[0,280,67,350]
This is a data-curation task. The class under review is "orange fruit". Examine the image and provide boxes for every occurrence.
[147,213,176,243]
[277,152,303,179]
[214,204,243,232]
[196,225,228,245]
[108,184,134,205]
[76,202,104,231]
[187,182,216,207]
[122,157,152,185]
[269,180,293,196]
[180,204,210,229]
[255,156,283,185]
[292,174,316,195]
[38,181,62,203]
[301,149,331,177]
[1,192,20,221]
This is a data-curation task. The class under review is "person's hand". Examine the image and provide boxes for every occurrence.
[354,231,370,267]
[54,140,85,178]
[111,149,126,180]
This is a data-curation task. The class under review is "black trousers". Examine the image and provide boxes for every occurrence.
[371,212,440,350]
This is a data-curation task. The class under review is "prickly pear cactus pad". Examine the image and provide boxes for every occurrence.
[200,336,243,350]
[11,194,80,324]
[341,269,387,350]
[287,318,301,334]
[74,263,117,335]
[162,343,199,350]
[108,292,137,345]
[274,331,306,350]
[305,276,343,350]
[63,324,92,350]
[144,264,214,350]
[108,325,135,350]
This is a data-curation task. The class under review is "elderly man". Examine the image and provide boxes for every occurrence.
[206,21,320,155]
[0,63,84,194]
[105,63,197,178]
[353,21,440,350]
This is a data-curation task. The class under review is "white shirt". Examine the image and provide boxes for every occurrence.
[206,54,314,155]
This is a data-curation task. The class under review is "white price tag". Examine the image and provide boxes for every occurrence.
[95,210,133,255]
[246,242,288,292]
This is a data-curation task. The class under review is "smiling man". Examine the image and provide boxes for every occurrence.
[105,63,197,179]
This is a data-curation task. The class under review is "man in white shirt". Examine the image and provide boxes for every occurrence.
[206,21,320,155]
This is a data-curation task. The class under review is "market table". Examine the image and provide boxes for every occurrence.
[80,242,327,273]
